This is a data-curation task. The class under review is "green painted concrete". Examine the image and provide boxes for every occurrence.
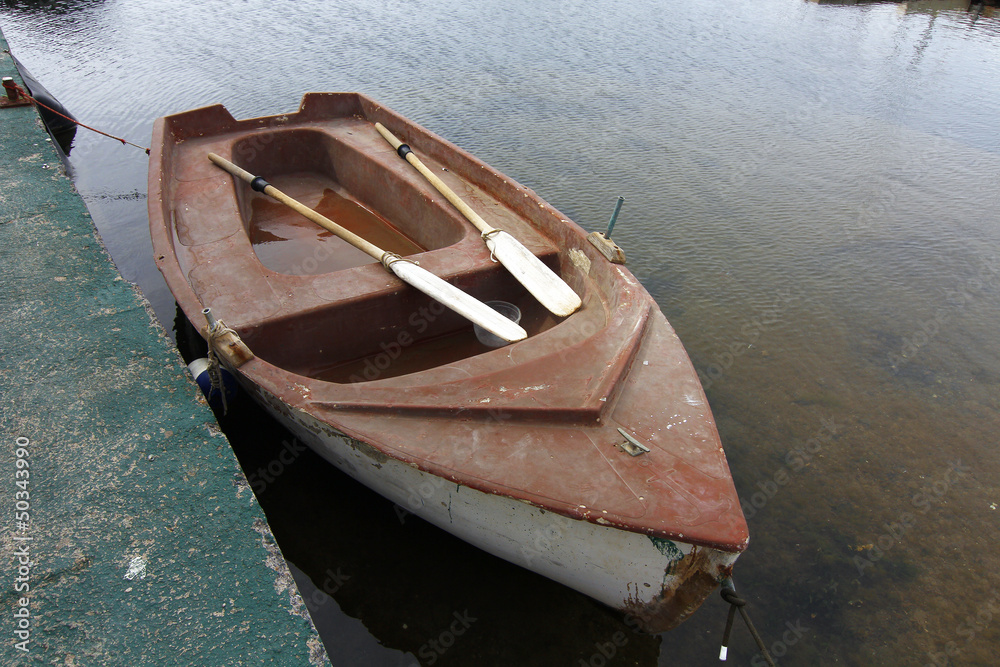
[0,35,327,665]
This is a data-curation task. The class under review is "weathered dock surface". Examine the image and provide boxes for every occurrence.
[0,33,327,665]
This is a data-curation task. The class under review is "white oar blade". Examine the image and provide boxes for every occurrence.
[389,260,528,343]
[487,231,582,317]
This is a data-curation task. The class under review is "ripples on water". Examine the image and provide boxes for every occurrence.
[3,0,1000,664]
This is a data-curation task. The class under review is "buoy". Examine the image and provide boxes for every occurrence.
[187,358,238,411]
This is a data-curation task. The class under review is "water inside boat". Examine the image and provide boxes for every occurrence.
[248,174,425,275]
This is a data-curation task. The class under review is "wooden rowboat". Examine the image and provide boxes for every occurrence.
[148,93,748,632]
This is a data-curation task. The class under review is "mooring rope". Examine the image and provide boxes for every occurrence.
[719,578,775,666]
[3,75,150,155]
[205,320,235,415]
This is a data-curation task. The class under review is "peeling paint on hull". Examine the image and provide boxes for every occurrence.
[246,379,736,632]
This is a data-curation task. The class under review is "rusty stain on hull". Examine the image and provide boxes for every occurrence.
[624,547,735,634]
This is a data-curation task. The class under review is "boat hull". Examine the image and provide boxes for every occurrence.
[243,377,738,633]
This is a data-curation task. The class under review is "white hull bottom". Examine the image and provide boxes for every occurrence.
[251,386,738,632]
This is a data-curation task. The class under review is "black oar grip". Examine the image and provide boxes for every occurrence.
[396,144,412,160]
[250,176,270,193]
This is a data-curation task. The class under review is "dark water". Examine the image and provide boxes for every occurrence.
[3,0,1000,664]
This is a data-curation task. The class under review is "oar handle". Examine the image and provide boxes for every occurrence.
[375,122,405,151]
[374,123,494,235]
[208,152,385,261]
[208,153,257,184]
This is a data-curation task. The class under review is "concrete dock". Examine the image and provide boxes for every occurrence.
[0,35,327,664]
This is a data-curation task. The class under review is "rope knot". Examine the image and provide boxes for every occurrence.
[718,578,774,665]
[380,252,404,270]
[481,228,503,262]
[721,588,747,607]
[206,319,237,415]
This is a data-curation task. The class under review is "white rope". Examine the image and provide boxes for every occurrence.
[481,229,503,263]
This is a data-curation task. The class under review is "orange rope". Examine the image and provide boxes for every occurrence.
[8,81,150,155]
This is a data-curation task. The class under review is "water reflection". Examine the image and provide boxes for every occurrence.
[810,0,1000,23]
[812,0,999,9]
[0,0,105,13]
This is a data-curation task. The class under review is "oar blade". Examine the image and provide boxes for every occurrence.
[389,260,528,343]
[487,231,582,317]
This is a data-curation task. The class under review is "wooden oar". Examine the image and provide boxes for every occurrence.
[374,123,582,318]
[207,153,527,343]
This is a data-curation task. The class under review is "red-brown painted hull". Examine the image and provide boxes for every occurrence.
[148,93,748,630]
